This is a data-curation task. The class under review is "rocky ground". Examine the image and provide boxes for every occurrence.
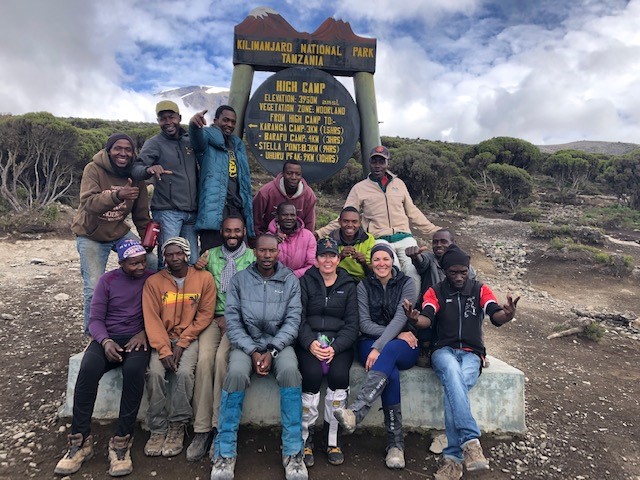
[0,206,639,479]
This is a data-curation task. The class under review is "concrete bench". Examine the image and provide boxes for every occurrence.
[59,352,526,433]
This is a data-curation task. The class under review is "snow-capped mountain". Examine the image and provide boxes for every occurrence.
[155,85,230,115]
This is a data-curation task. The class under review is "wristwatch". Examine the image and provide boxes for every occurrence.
[269,347,279,358]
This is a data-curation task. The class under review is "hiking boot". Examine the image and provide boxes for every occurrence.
[326,446,344,465]
[108,434,133,477]
[302,424,314,467]
[283,451,308,480]
[210,456,236,480]
[415,342,431,368]
[303,443,314,467]
[54,433,93,475]
[385,446,405,469]
[162,422,186,457]
[335,370,388,434]
[462,438,489,471]
[144,432,166,457]
[187,431,213,462]
[434,458,463,480]
[333,407,356,434]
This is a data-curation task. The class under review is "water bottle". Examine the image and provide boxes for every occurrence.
[142,221,161,248]
[318,334,333,375]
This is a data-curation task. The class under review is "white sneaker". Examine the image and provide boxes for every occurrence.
[283,451,308,480]
[211,456,236,480]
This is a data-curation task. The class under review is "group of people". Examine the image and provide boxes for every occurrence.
[59,100,519,480]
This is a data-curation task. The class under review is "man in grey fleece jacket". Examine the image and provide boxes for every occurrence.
[131,100,199,268]
[211,234,308,480]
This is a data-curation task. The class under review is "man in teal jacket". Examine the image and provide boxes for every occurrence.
[189,105,255,251]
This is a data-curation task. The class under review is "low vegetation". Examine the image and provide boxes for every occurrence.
[547,237,634,277]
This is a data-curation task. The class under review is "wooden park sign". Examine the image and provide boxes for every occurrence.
[244,68,360,182]
[229,7,381,183]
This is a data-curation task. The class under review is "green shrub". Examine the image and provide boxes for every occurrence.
[549,237,565,250]
[581,321,605,342]
[531,223,573,239]
[486,163,533,210]
[42,204,61,223]
[531,223,604,245]
[315,210,337,230]
[513,206,542,222]
[582,204,640,230]
[318,158,363,194]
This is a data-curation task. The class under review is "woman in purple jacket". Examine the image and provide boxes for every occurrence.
[55,239,153,478]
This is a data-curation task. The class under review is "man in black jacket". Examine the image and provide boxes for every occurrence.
[405,229,476,367]
[404,245,519,480]
[131,100,199,268]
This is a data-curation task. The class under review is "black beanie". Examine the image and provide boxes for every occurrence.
[105,133,134,152]
[370,243,395,261]
[440,244,470,270]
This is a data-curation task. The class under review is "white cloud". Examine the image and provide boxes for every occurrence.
[0,0,639,145]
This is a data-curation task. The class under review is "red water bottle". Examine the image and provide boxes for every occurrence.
[142,221,161,248]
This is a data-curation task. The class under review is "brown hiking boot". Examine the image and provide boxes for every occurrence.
[462,438,490,471]
[144,432,166,457]
[434,458,463,480]
[162,422,186,457]
[54,433,94,475]
[108,434,133,477]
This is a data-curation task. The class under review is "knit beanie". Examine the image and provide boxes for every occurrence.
[440,244,471,270]
[105,133,134,152]
[161,236,191,259]
[370,243,395,261]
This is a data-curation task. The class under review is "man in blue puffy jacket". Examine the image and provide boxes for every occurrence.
[189,106,255,251]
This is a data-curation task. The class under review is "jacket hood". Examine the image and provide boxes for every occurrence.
[330,225,369,246]
[267,217,305,236]
[273,172,306,199]
[92,149,117,173]
[155,265,198,283]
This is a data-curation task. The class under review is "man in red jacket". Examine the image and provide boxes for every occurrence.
[253,160,317,236]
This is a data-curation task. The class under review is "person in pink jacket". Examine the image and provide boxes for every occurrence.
[268,202,316,278]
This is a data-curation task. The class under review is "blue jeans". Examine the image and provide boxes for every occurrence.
[431,347,482,461]
[152,209,198,269]
[76,231,157,332]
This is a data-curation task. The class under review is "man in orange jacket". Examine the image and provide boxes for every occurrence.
[142,237,215,458]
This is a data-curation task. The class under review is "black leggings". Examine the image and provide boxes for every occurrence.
[72,337,150,438]
[296,346,353,393]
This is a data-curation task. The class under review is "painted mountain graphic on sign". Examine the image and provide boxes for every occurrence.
[236,6,374,44]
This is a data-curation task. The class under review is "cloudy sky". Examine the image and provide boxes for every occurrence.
[1,0,638,145]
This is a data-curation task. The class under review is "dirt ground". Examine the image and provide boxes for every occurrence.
[0,207,639,480]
